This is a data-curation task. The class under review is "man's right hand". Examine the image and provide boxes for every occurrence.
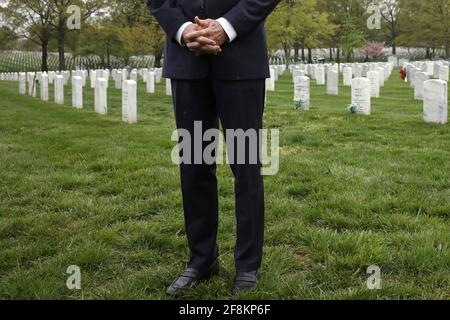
[182,23,222,56]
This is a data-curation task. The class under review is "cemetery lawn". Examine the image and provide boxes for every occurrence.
[0,71,449,300]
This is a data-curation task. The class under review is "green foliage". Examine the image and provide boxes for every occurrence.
[397,0,450,56]
[0,27,17,51]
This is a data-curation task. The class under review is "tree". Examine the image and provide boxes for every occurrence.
[109,0,165,67]
[317,0,367,62]
[339,18,367,61]
[365,41,385,58]
[0,0,54,71]
[378,0,401,55]
[397,0,450,58]
[47,0,106,70]
[266,0,335,65]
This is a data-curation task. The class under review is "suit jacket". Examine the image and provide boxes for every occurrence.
[147,0,280,80]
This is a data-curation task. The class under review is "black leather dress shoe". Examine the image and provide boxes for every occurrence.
[232,270,260,295]
[166,259,219,296]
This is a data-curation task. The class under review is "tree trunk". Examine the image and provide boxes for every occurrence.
[391,25,397,55]
[301,47,305,62]
[337,47,340,64]
[329,48,333,61]
[57,22,65,71]
[308,47,312,64]
[106,45,111,69]
[283,44,290,67]
[41,40,49,72]
[154,50,163,68]
[294,43,300,62]
[426,47,431,59]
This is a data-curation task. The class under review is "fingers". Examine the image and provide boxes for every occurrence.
[189,43,222,56]
[185,29,211,41]
[195,16,214,28]
[187,41,221,52]
[186,36,217,49]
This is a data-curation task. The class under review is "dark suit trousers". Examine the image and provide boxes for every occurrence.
[171,71,265,272]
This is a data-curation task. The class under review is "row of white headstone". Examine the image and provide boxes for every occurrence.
[266,65,286,91]
[291,62,393,114]
[403,60,449,124]
[0,68,174,124]
[290,60,448,123]
[3,65,284,123]
[293,75,372,115]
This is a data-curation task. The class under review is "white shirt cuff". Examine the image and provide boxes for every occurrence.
[175,22,193,46]
[217,17,237,42]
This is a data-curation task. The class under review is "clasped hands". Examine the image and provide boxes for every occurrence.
[182,17,227,56]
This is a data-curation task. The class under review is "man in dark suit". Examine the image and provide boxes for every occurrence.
[147,0,280,296]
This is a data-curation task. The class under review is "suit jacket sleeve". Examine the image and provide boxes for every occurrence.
[222,0,281,37]
[147,0,190,41]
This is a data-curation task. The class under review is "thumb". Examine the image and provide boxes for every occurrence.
[195,16,209,27]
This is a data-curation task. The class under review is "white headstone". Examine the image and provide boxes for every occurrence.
[166,78,172,96]
[409,67,419,88]
[268,68,276,91]
[399,58,410,68]
[292,69,305,81]
[414,72,429,100]
[316,67,325,85]
[423,80,448,124]
[293,76,310,110]
[54,75,64,104]
[81,70,87,87]
[19,73,26,95]
[433,63,441,78]
[48,71,55,84]
[62,71,70,85]
[388,56,398,67]
[146,71,155,94]
[72,76,83,109]
[426,62,434,76]
[122,69,128,81]
[122,80,138,124]
[28,73,37,97]
[90,70,97,89]
[155,68,162,83]
[327,70,338,95]
[115,71,122,89]
[439,65,449,82]
[95,78,108,115]
[40,74,49,101]
[343,67,352,86]
[367,71,380,98]
[101,70,109,87]
[353,65,363,78]
[130,71,138,83]
[376,67,385,87]
[351,78,371,115]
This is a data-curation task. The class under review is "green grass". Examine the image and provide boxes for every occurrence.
[0,70,449,300]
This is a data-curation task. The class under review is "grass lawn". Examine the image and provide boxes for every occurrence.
[0,70,449,300]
